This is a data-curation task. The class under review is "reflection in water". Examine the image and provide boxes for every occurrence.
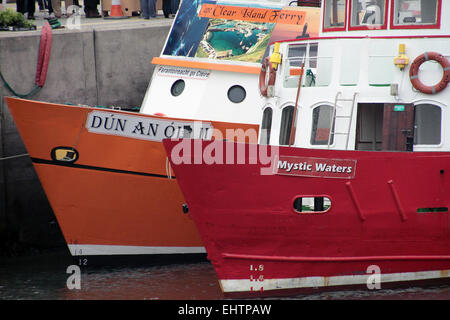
[0,251,448,300]
[0,251,222,300]
[64,263,223,300]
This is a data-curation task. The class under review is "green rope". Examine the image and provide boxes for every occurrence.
[0,69,41,98]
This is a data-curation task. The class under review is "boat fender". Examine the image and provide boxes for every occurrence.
[409,52,450,94]
[36,21,52,88]
[259,56,276,97]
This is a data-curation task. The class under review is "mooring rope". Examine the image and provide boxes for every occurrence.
[0,153,29,161]
[0,21,52,98]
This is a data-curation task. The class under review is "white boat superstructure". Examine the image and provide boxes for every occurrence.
[140,0,321,124]
[260,0,450,154]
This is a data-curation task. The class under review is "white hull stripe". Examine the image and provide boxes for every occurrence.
[68,244,206,256]
[220,270,450,293]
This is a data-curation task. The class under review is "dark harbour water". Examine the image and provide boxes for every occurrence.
[0,250,449,300]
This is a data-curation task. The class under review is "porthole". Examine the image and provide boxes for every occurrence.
[171,79,185,97]
[227,85,246,104]
[293,196,331,214]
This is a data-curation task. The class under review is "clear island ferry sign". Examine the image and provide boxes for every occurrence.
[86,110,213,142]
[199,4,306,25]
[275,155,357,179]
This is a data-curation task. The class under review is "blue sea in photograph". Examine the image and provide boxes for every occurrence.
[208,24,264,56]
[163,0,216,57]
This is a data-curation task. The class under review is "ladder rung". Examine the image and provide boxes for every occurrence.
[336,98,354,102]
[331,132,349,135]
[335,116,351,118]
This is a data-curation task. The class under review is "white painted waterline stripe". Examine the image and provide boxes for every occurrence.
[220,270,450,293]
[68,244,206,256]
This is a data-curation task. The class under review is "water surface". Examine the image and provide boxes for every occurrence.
[0,250,448,300]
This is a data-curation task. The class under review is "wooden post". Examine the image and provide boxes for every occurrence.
[289,61,305,147]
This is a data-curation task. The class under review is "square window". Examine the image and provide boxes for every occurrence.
[391,0,441,29]
[349,0,388,30]
[323,0,347,31]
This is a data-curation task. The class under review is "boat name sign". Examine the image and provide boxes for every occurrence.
[86,110,213,141]
[275,155,357,179]
[157,66,211,80]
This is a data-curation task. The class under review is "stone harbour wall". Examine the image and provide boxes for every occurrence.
[0,21,171,256]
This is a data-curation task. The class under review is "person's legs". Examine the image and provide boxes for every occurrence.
[47,0,53,14]
[51,0,61,17]
[84,0,100,17]
[64,0,73,15]
[16,0,26,14]
[149,0,156,17]
[162,0,170,18]
[171,0,179,15]
[140,0,149,18]
[27,0,36,18]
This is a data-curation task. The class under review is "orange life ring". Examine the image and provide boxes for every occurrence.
[409,52,450,94]
[259,56,276,97]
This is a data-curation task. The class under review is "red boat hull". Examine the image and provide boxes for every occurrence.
[163,139,450,297]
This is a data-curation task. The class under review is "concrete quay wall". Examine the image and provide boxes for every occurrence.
[0,22,171,256]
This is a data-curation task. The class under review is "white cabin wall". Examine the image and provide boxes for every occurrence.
[140,69,263,124]
[197,71,263,124]
[140,71,208,118]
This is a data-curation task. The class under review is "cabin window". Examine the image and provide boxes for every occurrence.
[391,0,441,29]
[227,85,246,104]
[414,104,441,145]
[288,44,307,67]
[279,106,295,146]
[350,0,387,30]
[260,107,273,145]
[340,42,361,86]
[368,41,395,86]
[311,105,335,145]
[323,0,347,31]
[171,79,185,96]
[284,43,318,88]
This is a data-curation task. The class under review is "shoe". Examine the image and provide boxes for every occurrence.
[86,11,101,18]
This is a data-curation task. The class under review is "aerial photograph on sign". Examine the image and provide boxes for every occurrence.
[195,18,275,62]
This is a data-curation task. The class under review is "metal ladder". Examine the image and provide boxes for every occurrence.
[327,92,358,150]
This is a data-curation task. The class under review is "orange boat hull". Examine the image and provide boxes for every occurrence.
[5,97,258,262]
